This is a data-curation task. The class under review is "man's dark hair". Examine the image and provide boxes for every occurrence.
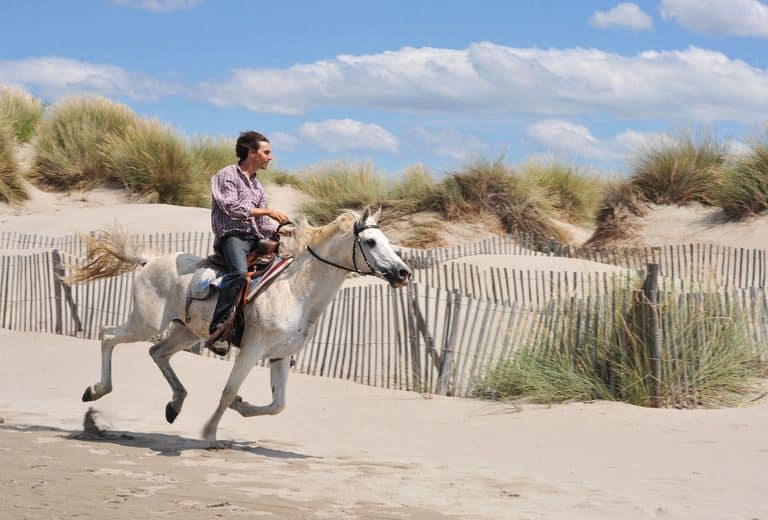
[236,131,269,161]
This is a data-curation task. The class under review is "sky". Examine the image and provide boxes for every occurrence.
[1,0,767,176]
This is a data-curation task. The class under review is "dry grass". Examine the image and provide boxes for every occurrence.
[716,137,768,220]
[0,86,43,143]
[32,96,137,189]
[629,133,725,206]
[0,122,26,203]
[101,120,206,206]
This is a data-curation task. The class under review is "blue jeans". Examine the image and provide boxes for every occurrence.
[210,233,259,334]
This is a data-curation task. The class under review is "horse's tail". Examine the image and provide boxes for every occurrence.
[63,229,152,284]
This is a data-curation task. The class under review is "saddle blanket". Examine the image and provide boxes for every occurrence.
[188,256,294,302]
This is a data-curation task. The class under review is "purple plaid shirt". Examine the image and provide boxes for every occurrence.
[210,164,277,238]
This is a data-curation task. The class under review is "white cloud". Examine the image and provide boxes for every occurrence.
[410,126,490,161]
[589,3,653,30]
[113,0,203,12]
[526,119,669,161]
[268,131,300,152]
[527,119,609,160]
[660,0,768,37]
[194,43,768,124]
[297,119,398,152]
[0,57,179,101]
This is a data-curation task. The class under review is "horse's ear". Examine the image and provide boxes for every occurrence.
[361,206,371,222]
[372,206,382,222]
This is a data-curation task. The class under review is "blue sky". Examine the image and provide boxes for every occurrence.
[2,0,768,176]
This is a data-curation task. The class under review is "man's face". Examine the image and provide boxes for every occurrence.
[251,141,272,170]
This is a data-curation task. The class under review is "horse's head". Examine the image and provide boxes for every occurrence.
[353,207,412,288]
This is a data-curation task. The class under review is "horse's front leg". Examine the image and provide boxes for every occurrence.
[201,339,263,445]
[230,357,290,417]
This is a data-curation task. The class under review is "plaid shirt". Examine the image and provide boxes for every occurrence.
[210,164,277,238]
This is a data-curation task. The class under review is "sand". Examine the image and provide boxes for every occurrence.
[1,330,767,520]
[636,203,768,250]
[1,188,768,518]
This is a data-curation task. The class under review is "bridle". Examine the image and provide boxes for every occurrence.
[305,221,384,278]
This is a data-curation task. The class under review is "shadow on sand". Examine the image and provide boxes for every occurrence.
[0,422,315,460]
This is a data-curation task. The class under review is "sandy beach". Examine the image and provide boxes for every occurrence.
[1,330,767,520]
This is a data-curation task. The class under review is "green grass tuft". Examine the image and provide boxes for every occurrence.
[716,138,768,220]
[519,160,607,224]
[629,133,725,206]
[101,120,206,207]
[0,86,43,143]
[295,161,390,224]
[32,96,137,189]
[0,123,26,203]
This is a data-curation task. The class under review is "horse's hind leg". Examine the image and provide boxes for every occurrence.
[230,358,290,417]
[149,323,201,424]
[82,316,156,402]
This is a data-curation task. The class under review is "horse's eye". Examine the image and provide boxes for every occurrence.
[366,239,376,247]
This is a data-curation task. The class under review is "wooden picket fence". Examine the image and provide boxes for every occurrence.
[2,231,768,405]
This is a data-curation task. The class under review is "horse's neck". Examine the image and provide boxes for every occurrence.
[288,231,355,316]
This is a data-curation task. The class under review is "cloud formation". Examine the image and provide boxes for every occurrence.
[660,0,768,37]
[0,57,179,101]
[526,119,668,161]
[589,3,653,31]
[113,0,203,12]
[195,43,768,123]
[297,119,398,152]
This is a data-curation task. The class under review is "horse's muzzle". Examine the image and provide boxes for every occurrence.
[386,265,412,288]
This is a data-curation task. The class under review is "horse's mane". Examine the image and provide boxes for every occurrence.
[281,210,359,257]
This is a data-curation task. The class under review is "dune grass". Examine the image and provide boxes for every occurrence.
[716,138,768,220]
[295,161,391,224]
[518,160,606,224]
[0,86,43,143]
[443,159,564,242]
[475,288,765,407]
[32,96,138,189]
[101,119,208,206]
[629,133,725,206]
[0,123,26,203]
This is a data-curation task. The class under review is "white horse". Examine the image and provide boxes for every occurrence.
[66,208,412,445]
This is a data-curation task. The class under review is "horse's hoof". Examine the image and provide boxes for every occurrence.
[82,387,94,402]
[165,402,180,424]
[205,440,232,450]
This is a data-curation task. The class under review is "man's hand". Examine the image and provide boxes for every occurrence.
[267,209,289,225]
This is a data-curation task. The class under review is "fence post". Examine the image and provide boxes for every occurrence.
[52,249,64,334]
[643,263,662,407]
[437,290,461,396]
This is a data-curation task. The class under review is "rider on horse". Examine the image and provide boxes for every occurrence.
[206,131,289,356]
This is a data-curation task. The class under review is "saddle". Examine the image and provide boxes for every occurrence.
[192,235,287,353]
[207,236,280,271]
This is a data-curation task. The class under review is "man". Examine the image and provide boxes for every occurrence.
[206,131,289,356]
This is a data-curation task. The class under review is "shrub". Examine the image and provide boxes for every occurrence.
[296,161,390,224]
[476,286,766,407]
[716,138,768,220]
[0,86,43,143]
[585,178,646,247]
[629,133,725,205]
[32,96,137,189]
[0,123,26,203]
[445,159,563,242]
[101,120,205,206]
[519,160,606,224]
